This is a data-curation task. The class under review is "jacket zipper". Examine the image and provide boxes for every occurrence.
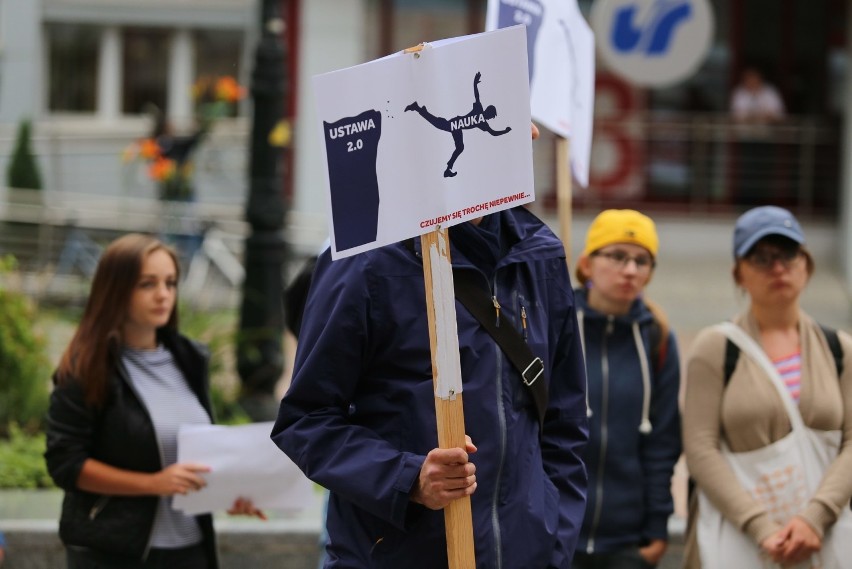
[586,316,614,553]
[490,278,506,569]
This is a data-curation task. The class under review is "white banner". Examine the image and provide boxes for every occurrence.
[486,0,596,187]
[313,26,534,260]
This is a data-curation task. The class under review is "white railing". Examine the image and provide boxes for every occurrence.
[578,113,840,215]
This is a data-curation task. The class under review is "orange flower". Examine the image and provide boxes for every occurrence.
[139,138,161,160]
[215,76,246,103]
[148,157,176,182]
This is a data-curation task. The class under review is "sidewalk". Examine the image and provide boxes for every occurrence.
[0,489,325,569]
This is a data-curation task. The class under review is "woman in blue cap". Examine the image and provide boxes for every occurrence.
[683,206,852,568]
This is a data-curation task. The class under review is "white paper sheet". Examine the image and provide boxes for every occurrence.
[172,421,313,515]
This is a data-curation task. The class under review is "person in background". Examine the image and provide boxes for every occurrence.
[272,124,589,568]
[571,210,681,569]
[730,66,786,124]
[45,233,263,569]
[729,67,787,204]
[0,529,6,566]
[683,206,852,567]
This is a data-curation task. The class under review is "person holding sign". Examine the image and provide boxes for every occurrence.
[45,234,263,569]
[273,123,588,568]
[405,71,512,178]
[571,210,681,568]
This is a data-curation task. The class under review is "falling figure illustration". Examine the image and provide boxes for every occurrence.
[405,71,511,177]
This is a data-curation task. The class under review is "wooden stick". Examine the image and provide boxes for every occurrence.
[421,228,476,569]
[555,136,572,266]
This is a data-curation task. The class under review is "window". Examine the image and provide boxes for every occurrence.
[123,28,169,115]
[48,24,99,112]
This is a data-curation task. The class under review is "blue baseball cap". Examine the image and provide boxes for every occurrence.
[733,206,805,258]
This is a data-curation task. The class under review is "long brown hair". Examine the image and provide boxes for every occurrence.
[56,234,180,407]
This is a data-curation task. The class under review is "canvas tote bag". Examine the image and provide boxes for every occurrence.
[696,322,852,569]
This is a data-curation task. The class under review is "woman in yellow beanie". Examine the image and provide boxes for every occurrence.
[571,209,682,569]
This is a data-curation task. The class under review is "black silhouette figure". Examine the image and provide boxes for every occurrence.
[405,71,511,177]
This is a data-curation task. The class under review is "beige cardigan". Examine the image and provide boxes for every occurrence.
[682,310,852,565]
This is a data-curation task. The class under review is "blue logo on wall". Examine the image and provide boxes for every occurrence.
[612,0,692,56]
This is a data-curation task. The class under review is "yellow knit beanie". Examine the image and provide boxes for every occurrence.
[582,209,659,257]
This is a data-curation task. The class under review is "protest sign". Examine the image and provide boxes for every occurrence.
[313,25,533,259]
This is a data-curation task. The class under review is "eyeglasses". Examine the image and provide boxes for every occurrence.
[591,250,655,271]
[745,248,803,271]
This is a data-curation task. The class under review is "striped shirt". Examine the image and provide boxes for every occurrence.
[774,350,802,403]
[122,345,211,549]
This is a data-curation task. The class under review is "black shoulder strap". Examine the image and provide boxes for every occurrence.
[723,338,740,386]
[724,324,844,386]
[404,238,548,433]
[452,269,548,434]
[820,324,844,377]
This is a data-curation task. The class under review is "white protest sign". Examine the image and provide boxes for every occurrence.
[313,25,533,260]
[486,0,596,188]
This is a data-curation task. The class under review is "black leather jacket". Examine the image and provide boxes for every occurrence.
[45,329,218,566]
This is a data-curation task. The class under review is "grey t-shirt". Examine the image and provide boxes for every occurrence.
[122,345,211,549]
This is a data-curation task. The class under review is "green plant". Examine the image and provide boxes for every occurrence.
[6,119,43,190]
[179,304,250,424]
[0,256,51,434]
[0,423,54,488]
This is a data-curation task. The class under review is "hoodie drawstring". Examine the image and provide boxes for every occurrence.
[631,322,653,434]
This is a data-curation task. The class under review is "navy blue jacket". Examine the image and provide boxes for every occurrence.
[272,207,588,568]
[574,289,681,554]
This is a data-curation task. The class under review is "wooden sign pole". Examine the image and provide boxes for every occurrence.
[421,227,476,569]
[555,136,572,265]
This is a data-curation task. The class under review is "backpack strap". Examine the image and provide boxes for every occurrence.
[723,338,740,386]
[647,318,668,374]
[820,324,844,377]
[644,298,670,373]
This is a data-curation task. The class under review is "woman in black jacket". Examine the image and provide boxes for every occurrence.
[45,233,260,568]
